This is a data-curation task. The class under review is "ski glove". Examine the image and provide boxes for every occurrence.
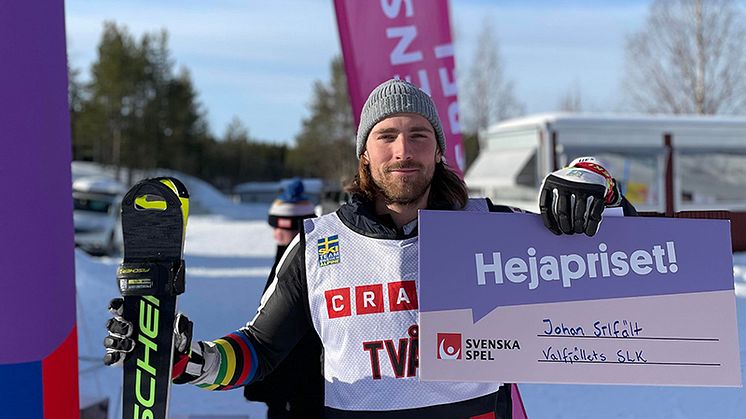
[539,156,622,236]
[103,297,205,383]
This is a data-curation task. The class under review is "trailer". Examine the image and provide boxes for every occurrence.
[465,113,746,251]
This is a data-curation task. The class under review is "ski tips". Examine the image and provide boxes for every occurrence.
[123,177,188,214]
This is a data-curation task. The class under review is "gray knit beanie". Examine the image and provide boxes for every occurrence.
[356,78,446,157]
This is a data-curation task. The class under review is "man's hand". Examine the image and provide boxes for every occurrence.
[102,298,134,366]
[539,157,622,236]
[103,298,203,382]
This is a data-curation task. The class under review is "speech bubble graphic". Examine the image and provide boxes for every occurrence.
[419,211,733,323]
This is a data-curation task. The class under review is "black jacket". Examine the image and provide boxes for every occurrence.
[241,196,516,418]
[243,245,324,417]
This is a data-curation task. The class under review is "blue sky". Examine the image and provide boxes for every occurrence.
[64,0,650,144]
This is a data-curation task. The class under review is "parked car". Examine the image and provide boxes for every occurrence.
[73,177,127,256]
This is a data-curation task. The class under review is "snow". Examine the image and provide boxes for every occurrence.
[154,170,270,219]
[75,169,746,418]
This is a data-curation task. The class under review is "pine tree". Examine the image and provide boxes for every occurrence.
[287,56,356,184]
[72,22,211,182]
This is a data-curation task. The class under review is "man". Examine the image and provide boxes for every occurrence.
[105,79,635,418]
[244,178,323,418]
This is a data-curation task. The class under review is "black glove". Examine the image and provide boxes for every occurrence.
[102,298,134,366]
[103,298,203,383]
[539,157,622,236]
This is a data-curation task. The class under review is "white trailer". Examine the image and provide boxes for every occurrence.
[465,113,746,250]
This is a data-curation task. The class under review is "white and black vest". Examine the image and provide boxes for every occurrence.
[303,199,500,411]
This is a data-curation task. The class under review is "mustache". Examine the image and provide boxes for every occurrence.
[384,162,423,172]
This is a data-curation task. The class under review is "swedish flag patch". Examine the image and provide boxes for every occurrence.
[317,235,340,267]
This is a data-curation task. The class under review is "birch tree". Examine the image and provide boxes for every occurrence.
[623,0,746,114]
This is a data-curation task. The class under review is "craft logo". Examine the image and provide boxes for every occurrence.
[318,235,340,267]
[437,333,462,360]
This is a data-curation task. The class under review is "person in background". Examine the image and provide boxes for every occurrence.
[265,179,317,271]
[243,178,323,418]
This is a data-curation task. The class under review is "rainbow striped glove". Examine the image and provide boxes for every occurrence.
[103,298,204,382]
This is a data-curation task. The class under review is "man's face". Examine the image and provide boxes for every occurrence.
[362,113,440,205]
[273,227,297,246]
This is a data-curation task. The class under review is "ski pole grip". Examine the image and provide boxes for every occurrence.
[117,260,186,297]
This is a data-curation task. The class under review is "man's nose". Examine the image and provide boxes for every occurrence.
[392,135,412,160]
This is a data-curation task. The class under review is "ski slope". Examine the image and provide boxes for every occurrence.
[75,174,746,418]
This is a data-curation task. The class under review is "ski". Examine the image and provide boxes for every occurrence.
[116,177,189,419]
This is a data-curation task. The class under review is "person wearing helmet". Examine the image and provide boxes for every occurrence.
[244,179,322,418]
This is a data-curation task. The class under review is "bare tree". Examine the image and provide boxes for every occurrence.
[557,82,583,112]
[461,18,524,133]
[623,0,746,114]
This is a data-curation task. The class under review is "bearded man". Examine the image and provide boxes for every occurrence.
[105,79,635,418]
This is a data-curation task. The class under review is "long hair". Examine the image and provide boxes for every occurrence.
[346,158,468,210]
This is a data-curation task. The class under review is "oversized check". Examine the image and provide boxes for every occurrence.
[418,211,742,386]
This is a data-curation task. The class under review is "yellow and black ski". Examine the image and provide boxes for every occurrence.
[116,177,189,419]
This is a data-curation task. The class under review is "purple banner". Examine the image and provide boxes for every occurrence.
[419,211,733,322]
[0,0,80,416]
[0,1,77,363]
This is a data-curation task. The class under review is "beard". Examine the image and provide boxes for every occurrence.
[371,161,435,205]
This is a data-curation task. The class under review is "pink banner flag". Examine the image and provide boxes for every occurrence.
[334,0,466,175]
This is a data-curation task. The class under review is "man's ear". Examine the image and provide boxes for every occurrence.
[435,150,442,163]
[361,151,369,164]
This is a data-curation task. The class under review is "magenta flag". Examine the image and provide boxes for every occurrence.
[334,0,466,175]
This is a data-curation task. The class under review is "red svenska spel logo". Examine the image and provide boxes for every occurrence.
[437,333,462,360]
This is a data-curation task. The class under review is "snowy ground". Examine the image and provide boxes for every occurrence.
[74,172,746,418]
